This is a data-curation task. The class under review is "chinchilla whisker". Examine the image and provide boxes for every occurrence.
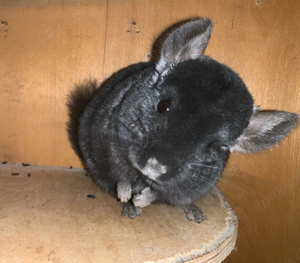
[125,112,148,136]
[136,117,147,134]
[119,123,144,139]
[200,164,219,169]
[188,163,219,169]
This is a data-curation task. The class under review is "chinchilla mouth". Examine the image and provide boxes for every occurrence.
[128,148,167,183]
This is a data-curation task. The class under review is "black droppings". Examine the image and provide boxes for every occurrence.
[28,173,31,177]
[85,173,89,177]
[87,195,95,199]
[136,30,140,34]
[131,21,136,25]
[69,166,73,169]
[22,163,30,166]
[126,29,130,33]
[1,161,7,164]
[11,173,19,176]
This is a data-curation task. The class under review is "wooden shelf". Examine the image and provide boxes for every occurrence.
[0,164,237,262]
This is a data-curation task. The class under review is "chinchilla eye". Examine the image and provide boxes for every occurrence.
[157,99,171,113]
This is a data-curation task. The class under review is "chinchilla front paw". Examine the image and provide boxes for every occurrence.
[117,181,132,203]
[132,187,155,208]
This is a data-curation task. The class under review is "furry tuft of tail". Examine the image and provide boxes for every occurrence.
[66,79,99,161]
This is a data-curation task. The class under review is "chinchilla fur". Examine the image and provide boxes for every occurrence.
[67,19,299,223]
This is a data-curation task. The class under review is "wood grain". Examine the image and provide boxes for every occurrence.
[0,0,299,262]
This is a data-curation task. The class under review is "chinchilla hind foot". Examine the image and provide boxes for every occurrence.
[182,203,206,224]
[121,201,143,219]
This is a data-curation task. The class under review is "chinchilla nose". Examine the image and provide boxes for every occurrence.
[142,145,168,165]
[140,157,168,182]
[129,143,182,183]
[136,145,171,181]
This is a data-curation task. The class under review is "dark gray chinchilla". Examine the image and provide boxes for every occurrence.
[67,19,299,223]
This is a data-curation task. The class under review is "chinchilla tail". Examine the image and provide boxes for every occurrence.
[66,79,99,159]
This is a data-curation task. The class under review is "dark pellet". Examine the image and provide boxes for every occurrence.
[85,174,89,177]
[11,173,19,176]
[22,163,30,166]
[2,161,7,164]
[69,166,72,169]
[28,173,31,177]
[87,195,95,199]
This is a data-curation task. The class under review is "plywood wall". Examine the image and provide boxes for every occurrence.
[0,0,299,262]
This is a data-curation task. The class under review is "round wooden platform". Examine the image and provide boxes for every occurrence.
[0,164,237,262]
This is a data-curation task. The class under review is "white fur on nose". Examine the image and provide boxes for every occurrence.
[140,158,167,181]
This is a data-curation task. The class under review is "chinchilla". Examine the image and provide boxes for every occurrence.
[67,19,299,223]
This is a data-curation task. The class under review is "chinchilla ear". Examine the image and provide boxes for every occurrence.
[230,110,299,153]
[156,19,213,73]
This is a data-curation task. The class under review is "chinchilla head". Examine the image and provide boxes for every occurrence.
[112,19,253,187]
[103,19,298,188]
